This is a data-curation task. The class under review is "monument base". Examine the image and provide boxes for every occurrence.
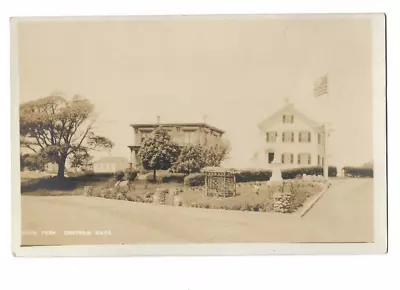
[270,164,283,183]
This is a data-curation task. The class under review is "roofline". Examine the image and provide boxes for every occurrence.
[257,103,321,131]
[130,123,225,134]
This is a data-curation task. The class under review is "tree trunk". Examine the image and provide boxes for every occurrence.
[57,159,66,179]
[153,169,156,182]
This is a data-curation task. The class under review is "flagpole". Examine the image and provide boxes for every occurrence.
[323,74,330,181]
[323,124,329,180]
[314,74,330,181]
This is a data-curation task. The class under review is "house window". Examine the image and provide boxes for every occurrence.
[318,134,321,145]
[281,153,294,164]
[283,115,294,124]
[298,153,311,165]
[299,131,311,143]
[282,132,294,142]
[266,132,278,142]
[318,155,321,166]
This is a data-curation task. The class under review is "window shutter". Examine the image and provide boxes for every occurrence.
[266,133,269,142]
[308,132,311,142]
[281,154,284,164]
[282,132,285,141]
[308,154,311,165]
[282,115,285,123]
[291,132,294,142]
[298,154,301,164]
[298,132,301,142]
[291,154,294,164]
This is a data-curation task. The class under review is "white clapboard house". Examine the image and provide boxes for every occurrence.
[256,102,326,169]
[92,156,129,173]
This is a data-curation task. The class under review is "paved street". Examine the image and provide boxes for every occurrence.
[21,178,373,245]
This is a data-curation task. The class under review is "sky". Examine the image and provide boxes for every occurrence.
[17,16,374,168]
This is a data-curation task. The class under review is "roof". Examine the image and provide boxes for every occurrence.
[130,123,225,134]
[257,103,321,132]
[93,157,129,164]
[201,167,238,173]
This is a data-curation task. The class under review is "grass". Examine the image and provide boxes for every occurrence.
[20,172,114,196]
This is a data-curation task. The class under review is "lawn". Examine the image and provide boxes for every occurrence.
[20,172,114,196]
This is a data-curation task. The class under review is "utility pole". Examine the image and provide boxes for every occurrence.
[323,124,329,180]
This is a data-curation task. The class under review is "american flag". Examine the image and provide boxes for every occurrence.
[314,74,328,97]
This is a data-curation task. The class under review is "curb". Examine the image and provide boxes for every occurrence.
[299,182,332,217]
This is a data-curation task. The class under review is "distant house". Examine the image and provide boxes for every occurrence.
[45,163,58,173]
[128,122,226,169]
[92,157,129,173]
[256,102,326,169]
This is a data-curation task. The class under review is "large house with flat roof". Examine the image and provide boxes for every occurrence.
[128,122,226,169]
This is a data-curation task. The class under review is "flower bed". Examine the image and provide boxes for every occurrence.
[88,179,326,214]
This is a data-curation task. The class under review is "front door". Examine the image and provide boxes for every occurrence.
[268,152,274,164]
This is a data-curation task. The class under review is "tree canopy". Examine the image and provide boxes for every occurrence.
[137,126,180,180]
[20,94,114,178]
[171,143,230,174]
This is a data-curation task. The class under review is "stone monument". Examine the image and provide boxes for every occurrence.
[269,135,283,183]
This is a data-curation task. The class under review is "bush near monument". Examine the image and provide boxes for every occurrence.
[281,166,337,179]
[343,167,373,178]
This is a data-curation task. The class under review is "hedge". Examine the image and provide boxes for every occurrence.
[343,167,373,177]
[183,167,338,186]
[281,166,337,179]
[234,170,272,182]
[145,170,185,183]
[184,173,205,187]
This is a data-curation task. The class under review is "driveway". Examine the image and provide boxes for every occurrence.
[20,178,373,245]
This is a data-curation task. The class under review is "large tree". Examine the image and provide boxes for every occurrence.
[20,94,114,178]
[137,126,180,181]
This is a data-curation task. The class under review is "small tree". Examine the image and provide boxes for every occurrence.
[170,144,205,174]
[204,144,230,167]
[171,142,230,174]
[137,126,180,181]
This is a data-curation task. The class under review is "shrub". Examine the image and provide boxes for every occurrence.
[124,168,138,182]
[114,170,125,181]
[184,173,205,187]
[281,166,337,179]
[145,170,185,183]
[343,167,373,177]
[273,191,294,213]
[234,170,272,182]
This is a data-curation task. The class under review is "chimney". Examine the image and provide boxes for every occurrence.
[203,114,208,123]
[156,115,160,125]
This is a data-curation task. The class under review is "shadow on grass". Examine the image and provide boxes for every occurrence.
[21,173,115,196]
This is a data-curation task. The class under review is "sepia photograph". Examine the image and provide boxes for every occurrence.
[10,14,387,256]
